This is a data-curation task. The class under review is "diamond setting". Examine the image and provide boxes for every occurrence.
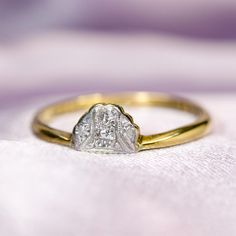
[72,103,139,153]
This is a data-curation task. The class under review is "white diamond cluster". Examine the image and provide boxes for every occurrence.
[72,104,139,154]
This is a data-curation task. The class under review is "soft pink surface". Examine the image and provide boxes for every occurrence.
[0,31,236,235]
[0,93,236,236]
[0,32,236,94]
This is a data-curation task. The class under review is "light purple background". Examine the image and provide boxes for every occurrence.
[0,0,236,104]
[0,0,236,39]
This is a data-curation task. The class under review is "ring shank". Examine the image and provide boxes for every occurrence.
[32,92,211,151]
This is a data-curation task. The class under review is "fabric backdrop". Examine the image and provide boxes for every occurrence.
[1,32,236,99]
[0,1,236,234]
[0,93,236,236]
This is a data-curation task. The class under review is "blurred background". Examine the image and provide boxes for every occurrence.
[0,0,236,103]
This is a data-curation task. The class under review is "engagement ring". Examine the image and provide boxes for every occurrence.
[32,92,211,154]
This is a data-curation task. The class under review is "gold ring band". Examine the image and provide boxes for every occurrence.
[32,92,211,154]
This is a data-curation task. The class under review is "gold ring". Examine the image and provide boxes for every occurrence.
[32,92,211,154]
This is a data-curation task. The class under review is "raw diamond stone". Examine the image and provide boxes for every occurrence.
[72,104,139,153]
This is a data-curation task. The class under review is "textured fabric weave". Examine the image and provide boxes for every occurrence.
[0,94,235,236]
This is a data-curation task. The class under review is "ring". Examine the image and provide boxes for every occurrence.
[32,92,211,154]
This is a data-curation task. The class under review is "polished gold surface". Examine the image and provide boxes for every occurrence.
[32,92,211,152]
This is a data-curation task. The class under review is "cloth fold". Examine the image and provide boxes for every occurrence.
[0,93,235,236]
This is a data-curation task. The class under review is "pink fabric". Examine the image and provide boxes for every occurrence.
[0,93,236,236]
[0,0,236,38]
[0,32,236,96]
[0,32,236,236]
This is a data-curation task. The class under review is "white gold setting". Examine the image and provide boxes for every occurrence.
[72,103,140,154]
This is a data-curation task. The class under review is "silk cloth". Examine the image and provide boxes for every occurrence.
[0,32,236,236]
[0,93,235,236]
